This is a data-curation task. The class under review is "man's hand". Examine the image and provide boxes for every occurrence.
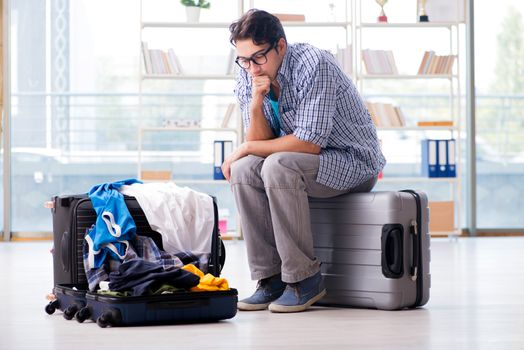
[251,75,271,103]
[221,143,249,182]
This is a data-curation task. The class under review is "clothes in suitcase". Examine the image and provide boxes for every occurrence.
[309,190,430,310]
[51,194,225,286]
[48,190,237,326]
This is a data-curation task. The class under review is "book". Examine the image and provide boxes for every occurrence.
[272,13,306,22]
[141,42,153,74]
[362,49,398,75]
[417,51,430,75]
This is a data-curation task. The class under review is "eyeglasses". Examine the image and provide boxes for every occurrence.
[235,44,276,70]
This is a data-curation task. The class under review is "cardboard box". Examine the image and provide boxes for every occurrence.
[429,201,455,233]
[140,170,172,181]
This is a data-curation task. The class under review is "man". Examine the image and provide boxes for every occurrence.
[222,9,386,313]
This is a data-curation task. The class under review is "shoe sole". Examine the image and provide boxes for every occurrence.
[268,289,327,313]
[237,301,271,311]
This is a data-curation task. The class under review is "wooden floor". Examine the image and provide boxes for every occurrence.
[1,237,523,349]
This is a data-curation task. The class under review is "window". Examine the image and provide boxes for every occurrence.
[474,0,524,228]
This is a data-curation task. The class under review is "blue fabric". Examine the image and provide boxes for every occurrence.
[234,43,386,190]
[86,178,142,269]
[268,89,282,137]
[108,259,200,296]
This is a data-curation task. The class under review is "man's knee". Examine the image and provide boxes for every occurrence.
[260,153,297,187]
[230,155,262,184]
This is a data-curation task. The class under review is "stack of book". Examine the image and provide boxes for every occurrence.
[417,51,455,75]
[365,101,406,127]
[141,42,183,75]
[361,49,398,75]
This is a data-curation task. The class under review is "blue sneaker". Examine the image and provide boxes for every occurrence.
[268,271,326,313]
[237,274,286,311]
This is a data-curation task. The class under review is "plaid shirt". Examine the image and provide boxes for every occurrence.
[234,43,386,190]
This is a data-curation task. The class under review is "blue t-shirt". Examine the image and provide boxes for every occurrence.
[268,89,281,137]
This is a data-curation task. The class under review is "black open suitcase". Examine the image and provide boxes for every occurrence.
[46,194,237,327]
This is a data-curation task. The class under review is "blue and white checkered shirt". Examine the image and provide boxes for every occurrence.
[234,42,386,190]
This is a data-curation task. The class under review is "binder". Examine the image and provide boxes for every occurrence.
[437,139,448,177]
[447,139,456,177]
[213,140,233,180]
[421,139,438,178]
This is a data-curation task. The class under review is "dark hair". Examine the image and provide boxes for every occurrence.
[229,9,286,47]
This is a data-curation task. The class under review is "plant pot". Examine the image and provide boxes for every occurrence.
[185,6,201,23]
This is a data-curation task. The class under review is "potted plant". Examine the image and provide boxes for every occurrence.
[181,0,210,23]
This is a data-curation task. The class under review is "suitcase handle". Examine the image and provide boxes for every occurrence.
[410,219,420,281]
[381,224,404,279]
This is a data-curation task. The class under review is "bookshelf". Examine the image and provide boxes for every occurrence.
[355,0,465,236]
[137,0,465,237]
[138,0,244,238]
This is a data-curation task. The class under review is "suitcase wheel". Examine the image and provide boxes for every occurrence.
[96,313,111,328]
[96,309,121,328]
[63,305,79,320]
[75,307,91,323]
[45,300,59,315]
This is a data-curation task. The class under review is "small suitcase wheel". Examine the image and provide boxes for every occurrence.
[97,313,111,328]
[76,307,91,323]
[63,305,78,320]
[45,300,58,315]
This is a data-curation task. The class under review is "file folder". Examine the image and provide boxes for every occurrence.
[447,139,456,177]
[421,139,438,178]
[214,140,234,180]
[437,139,448,177]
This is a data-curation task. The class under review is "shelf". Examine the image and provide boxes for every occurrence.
[142,21,351,29]
[359,74,456,80]
[378,177,458,183]
[281,21,349,27]
[430,230,462,237]
[142,22,233,29]
[142,179,230,185]
[359,22,457,29]
[140,127,238,133]
[142,74,235,80]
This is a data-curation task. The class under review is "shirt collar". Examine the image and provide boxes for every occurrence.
[276,43,293,87]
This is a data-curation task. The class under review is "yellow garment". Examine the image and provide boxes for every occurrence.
[182,264,229,292]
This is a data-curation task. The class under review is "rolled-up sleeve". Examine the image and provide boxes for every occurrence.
[293,60,337,148]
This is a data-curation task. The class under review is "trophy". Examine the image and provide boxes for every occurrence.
[418,0,429,22]
[375,0,388,23]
